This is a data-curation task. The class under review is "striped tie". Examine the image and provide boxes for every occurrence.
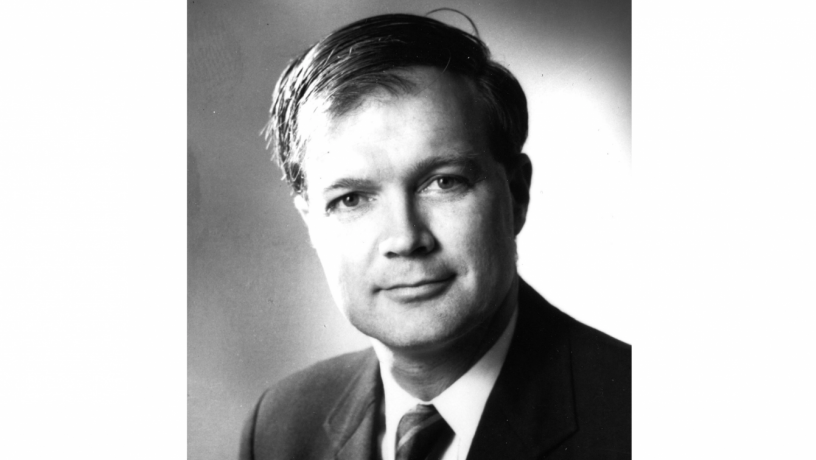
[395,404,453,460]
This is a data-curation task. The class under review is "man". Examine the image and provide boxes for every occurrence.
[241,13,630,460]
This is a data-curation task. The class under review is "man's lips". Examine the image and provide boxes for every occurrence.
[383,276,453,290]
[378,275,455,302]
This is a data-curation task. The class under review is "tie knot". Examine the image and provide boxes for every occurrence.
[395,404,453,460]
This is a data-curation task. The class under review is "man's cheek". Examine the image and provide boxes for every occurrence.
[317,235,365,279]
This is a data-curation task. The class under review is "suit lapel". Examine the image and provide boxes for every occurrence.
[323,350,383,460]
[467,279,578,460]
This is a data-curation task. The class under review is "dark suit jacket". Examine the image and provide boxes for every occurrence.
[240,279,631,459]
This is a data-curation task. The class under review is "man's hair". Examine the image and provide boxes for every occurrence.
[263,13,528,195]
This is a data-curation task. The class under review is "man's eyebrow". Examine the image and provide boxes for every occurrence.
[406,150,483,177]
[321,177,378,195]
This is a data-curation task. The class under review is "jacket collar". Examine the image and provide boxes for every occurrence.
[466,279,578,460]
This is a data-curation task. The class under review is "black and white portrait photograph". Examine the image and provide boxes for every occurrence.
[188,1,631,459]
[2,1,815,459]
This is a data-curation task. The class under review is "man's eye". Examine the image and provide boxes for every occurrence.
[435,176,462,190]
[341,194,360,207]
[425,176,468,192]
[327,193,365,214]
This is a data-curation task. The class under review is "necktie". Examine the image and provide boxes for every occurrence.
[395,404,453,460]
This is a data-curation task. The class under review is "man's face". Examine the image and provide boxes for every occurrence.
[295,67,528,352]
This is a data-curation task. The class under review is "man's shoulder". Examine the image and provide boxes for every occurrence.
[241,348,379,460]
[518,278,630,368]
[256,347,376,416]
[516,279,631,456]
[563,311,631,367]
[522,281,630,391]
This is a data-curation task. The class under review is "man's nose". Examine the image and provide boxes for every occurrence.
[378,195,435,258]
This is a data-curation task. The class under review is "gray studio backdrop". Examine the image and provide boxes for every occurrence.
[188,0,631,459]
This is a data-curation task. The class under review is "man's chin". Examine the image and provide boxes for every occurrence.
[359,314,474,356]
[369,336,457,362]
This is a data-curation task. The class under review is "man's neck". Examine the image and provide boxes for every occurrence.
[372,277,519,401]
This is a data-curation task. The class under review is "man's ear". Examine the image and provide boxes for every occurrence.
[293,193,310,222]
[507,153,532,235]
[293,193,320,249]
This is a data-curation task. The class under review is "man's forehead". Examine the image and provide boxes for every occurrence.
[298,67,481,137]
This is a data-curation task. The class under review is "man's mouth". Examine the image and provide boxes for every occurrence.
[379,275,455,303]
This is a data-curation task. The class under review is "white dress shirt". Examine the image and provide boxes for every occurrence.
[378,307,518,460]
